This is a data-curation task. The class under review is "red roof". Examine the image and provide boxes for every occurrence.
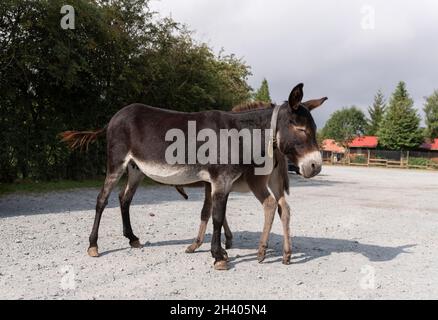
[321,139,345,153]
[420,138,438,151]
[348,136,378,148]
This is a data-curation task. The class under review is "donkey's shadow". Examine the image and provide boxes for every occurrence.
[147,231,415,267]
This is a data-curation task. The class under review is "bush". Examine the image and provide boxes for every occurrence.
[408,157,432,167]
[351,155,367,164]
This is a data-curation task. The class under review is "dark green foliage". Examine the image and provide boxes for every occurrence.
[367,90,386,136]
[0,0,252,182]
[320,106,368,146]
[377,82,423,150]
[424,90,438,139]
[253,78,271,103]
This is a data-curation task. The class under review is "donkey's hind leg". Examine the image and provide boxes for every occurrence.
[186,183,212,253]
[119,163,144,248]
[88,165,126,257]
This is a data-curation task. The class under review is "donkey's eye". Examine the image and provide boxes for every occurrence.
[296,127,306,132]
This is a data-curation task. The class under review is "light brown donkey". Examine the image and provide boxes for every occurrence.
[60,84,325,269]
[182,98,328,264]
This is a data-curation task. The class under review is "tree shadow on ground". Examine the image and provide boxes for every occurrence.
[0,175,348,217]
[0,185,206,217]
[146,231,415,268]
[289,173,356,188]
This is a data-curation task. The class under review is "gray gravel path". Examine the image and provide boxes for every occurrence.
[1,166,437,299]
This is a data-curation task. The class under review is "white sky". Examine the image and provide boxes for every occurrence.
[150,0,438,127]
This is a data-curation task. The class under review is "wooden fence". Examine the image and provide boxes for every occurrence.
[323,150,438,170]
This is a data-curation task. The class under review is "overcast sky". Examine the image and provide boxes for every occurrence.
[150,0,438,128]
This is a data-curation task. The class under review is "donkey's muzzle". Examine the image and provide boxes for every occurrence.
[299,151,322,179]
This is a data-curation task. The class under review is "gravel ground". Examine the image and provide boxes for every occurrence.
[1,166,438,300]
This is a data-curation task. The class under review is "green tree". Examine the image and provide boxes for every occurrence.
[377,81,423,150]
[367,90,386,135]
[0,0,252,182]
[321,107,368,147]
[253,78,271,103]
[424,90,438,139]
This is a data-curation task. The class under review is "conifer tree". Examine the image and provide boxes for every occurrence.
[367,90,386,136]
[253,78,271,103]
[377,82,423,150]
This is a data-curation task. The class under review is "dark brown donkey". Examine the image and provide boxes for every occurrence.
[181,98,328,264]
[60,83,323,270]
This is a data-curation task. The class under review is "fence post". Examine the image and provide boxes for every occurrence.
[367,149,370,166]
[406,151,409,168]
[428,151,431,169]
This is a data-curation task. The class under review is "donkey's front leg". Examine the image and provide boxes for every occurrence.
[248,176,278,263]
[186,182,233,253]
[257,195,277,263]
[277,197,292,264]
[210,189,230,270]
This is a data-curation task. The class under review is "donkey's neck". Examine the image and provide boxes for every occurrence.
[232,107,279,169]
[234,107,274,130]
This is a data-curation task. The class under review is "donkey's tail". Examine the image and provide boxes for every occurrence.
[174,186,189,200]
[59,125,107,151]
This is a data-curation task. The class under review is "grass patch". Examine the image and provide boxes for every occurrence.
[0,176,156,196]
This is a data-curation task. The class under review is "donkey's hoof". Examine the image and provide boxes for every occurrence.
[214,260,228,271]
[225,240,233,249]
[185,243,198,254]
[130,240,142,248]
[88,246,99,257]
[257,249,266,263]
[282,252,292,265]
[221,249,229,261]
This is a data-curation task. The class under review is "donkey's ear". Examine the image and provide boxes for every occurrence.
[288,83,304,110]
[303,97,328,111]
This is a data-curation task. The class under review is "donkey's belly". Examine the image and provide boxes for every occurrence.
[231,178,251,193]
[132,158,205,185]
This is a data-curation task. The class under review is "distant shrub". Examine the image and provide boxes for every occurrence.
[408,157,431,167]
[351,155,367,164]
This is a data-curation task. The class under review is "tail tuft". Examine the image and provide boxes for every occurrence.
[59,127,106,151]
[174,186,189,200]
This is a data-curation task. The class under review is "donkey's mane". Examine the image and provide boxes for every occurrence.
[231,101,275,113]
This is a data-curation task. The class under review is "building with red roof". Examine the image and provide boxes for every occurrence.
[322,135,438,166]
[321,139,345,153]
[420,138,438,151]
[321,139,346,163]
[348,136,379,149]
[323,135,438,153]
